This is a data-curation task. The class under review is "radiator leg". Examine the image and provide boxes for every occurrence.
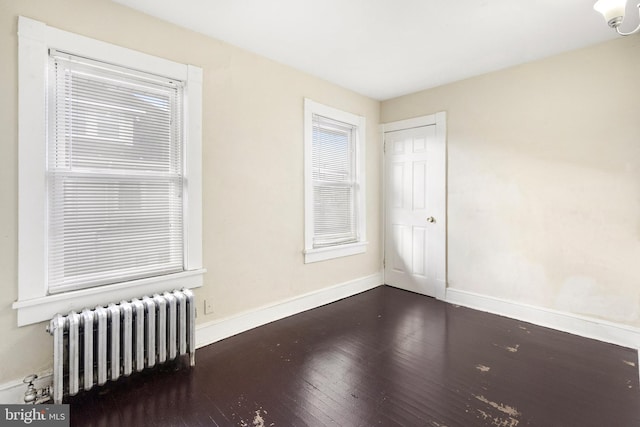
[81,309,94,391]
[173,291,187,356]
[107,303,121,381]
[183,288,196,367]
[143,297,157,368]
[132,299,145,372]
[48,315,65,404]
[154,294,167,364]
[95,306,108,386]
[68,312,80,396]
[164,292,177,360]
[121,301,133,376]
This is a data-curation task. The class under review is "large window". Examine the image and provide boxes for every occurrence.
[14,17,205,326]
[48,52,186,293]
[304,99,367,263]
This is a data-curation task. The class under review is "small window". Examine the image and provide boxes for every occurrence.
[304,99,367,263]
[15,17,205,326]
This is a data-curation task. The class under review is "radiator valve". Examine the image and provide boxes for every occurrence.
[23,374,51,404]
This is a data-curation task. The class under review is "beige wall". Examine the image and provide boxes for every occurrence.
[0,0,381,383]
[382,35,640,327]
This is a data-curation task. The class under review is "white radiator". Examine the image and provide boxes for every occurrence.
[47,289,196,404]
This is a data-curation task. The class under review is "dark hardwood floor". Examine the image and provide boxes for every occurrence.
[69,286,639,426]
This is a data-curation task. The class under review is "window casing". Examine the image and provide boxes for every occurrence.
[14,17,205,326]
[304,99,367,263]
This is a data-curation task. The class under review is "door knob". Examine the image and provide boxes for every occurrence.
[426,216,436,223]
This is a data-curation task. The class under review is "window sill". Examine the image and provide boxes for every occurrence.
[12,269,206,327]
[304,241,368,264]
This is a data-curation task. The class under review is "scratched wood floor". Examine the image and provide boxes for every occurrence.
[69,286,639,427]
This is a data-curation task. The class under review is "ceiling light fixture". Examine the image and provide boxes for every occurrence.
[594,0,640,35]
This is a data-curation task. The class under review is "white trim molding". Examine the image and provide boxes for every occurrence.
[380,114,437,133]
[13,269,205,326]
[196,273,382,348]
[303,241,368,263]
[446,287,640,349]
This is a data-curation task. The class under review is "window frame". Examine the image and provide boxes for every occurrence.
[14,16,205,326]
[303,98,367,263]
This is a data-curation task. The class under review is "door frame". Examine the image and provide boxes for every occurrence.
[380,112,447,300]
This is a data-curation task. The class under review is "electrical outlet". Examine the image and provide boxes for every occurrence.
[204,299,214,315]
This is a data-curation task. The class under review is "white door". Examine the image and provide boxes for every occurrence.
[383,114,446,299]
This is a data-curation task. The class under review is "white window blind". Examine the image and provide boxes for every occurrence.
[311,114,358,248]
[47,51,185,293]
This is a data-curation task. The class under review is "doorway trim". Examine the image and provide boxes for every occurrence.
[380,112,447,300]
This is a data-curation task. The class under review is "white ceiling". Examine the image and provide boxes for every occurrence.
[111,0,623,100]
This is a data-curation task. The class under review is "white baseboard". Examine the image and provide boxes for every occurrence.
[445,287,640,350]
[0,372,52,404]
[0,378,26,404]
[196,272,383,349]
